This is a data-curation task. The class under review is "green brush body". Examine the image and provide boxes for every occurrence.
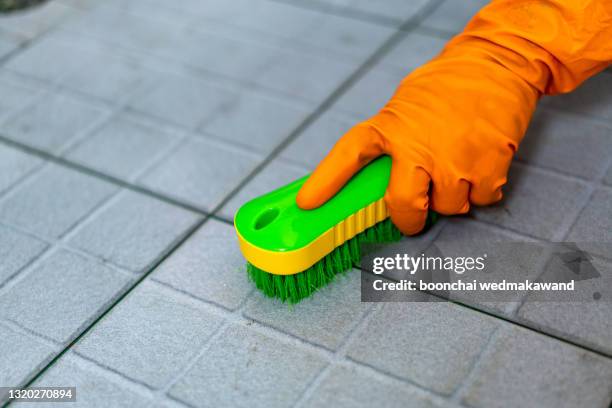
[234,156,437,303]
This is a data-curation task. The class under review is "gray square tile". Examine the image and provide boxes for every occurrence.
[0,250,130,344]
[128,73,238,129]
[255,48,356,103]
[431,219,545,314]
[75,282,223,389]
[346,302,498,394]
[0,324,57,400]
[0,144,42,194]
[305,365,437,408]
[65,113,176,181]
[62,4,182,55]
[69,190,200,272]
[517,256,612,355]
[218,158,308,220]
[341,0,430,21]
[543,73,612,123]
[0,34,20,59]
[0,73,43,122]
[59,46,157,103]
[179,0,392,60]
[139,137,263,212]
[4,35,82,82]
[462,325,612,408]
[566,188,612,259]
[333,67,404,119]
[0,224,47,286]
[200,90,313,155]
[153,219,252,310]
[604,164,612,186]
[169,323,327,408]
[28,357,153,408]
[473,165,589,240]
[380,32,447,72]
[0,164,117,238]
[152,28,276,84]
[294,10,393,59]
[244,270,370,350]
[1,91,108,154]
[518,110,612,180]
[420,0,489,34]
[281,110,355,170]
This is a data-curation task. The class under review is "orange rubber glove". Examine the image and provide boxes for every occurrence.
[296,0,612,235]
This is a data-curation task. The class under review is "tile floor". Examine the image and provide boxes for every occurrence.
[0,0,611,407]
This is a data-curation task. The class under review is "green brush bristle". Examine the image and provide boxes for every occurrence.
[246,218,402,304]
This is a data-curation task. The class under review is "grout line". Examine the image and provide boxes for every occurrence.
[0,318,63,350]
[59,353,192,408]
[268,0,404,28]
[292,303,380,408]
[450,325,504,403]
[412,24,455,38]
[0,136,210,217]
[71,351,158,392]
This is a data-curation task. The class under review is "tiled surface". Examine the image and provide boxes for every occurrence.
[301,0,431,22]
[25,357,154,408]
[244,270,370,350]
[75,282,223,389]
[281,110,356,170]
[0,1,77,40]
[0,143,42,193]
[543,73,612,124]
[0,249,130,344]
[152,220,253,310]
[430,218,544,315]
[0,323,58,402]
[64,113,177,181]
[304,364,438,408]
[137,137,263,212]
[346,303,498,394]
[0,163,117,239]
[0,224,47,286]
[472,164,589,240]
[518,109,612,180]
[0,0,611,407]
[0,34,20,60]
[1,90,108,154]
[461,326,612,408]
[68,190,200,272]
[168,324,327,408]
[563,187,612,268]
[419,0,489,35]
[517,256,612,355]
[0,71,42,122]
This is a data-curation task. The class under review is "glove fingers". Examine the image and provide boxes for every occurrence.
[430,178,470,215]
[385,159,430,236]
[469,180,504,206]
[296,123,384,209]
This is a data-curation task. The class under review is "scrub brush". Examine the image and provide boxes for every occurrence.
[234,156,437,303]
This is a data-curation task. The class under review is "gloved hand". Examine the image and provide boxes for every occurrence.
[296,0,612,235]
